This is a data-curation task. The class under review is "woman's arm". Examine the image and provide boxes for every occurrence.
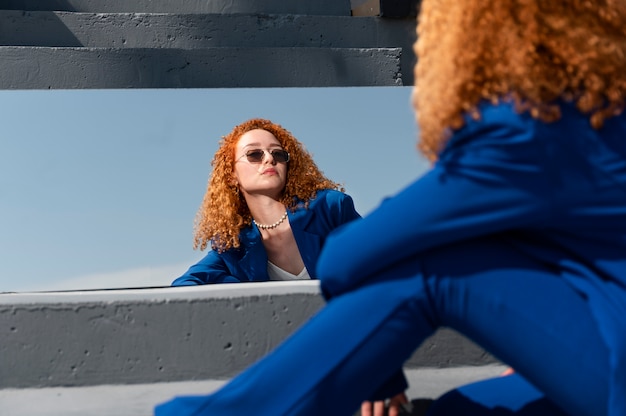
[318,103,552,297]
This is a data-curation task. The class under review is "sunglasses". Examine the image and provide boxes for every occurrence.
[238,149,290,164]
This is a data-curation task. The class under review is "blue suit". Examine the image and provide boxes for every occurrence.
[156,101,626,416]
[171,189,361,285]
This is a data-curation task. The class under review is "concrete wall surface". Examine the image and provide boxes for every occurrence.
[0,11,416,59]
[0,46,402,89]
[0,6,418,88]
[1,0,352,15]
[1,281,498,389]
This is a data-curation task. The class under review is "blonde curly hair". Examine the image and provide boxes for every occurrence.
[414,0,626,161]
[194,118,343,252]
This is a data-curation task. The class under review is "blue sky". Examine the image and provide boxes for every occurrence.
[0,87,429,292]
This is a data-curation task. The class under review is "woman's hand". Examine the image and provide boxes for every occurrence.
[361,392,410,416]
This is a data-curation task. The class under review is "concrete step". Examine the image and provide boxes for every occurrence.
[0,366,509,416]
[0,45,402,89]
[1,0,351,15]
[0,12,416,50]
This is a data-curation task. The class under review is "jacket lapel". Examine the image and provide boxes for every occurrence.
[237,226,270,282]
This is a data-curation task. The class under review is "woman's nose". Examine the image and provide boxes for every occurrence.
[263,150,277,164]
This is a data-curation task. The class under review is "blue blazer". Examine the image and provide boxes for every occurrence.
[172,189,361,285]
[318,100,626,414]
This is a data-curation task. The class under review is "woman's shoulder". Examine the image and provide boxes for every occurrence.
[474,98,626,135]
[457,99,575,140]
[471,98,611,127]
[310,189,353,206]
[292,189,355,216]
[292,189,360,227]
[446,98,626,158]
[472,99,531,125]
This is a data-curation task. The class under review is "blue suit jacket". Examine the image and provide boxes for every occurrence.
[318,100,626,413]
[172,189,361,285]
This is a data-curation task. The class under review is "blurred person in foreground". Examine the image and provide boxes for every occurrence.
[157,1,626,415]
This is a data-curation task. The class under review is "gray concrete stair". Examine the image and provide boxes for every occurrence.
[0,11,415,61]
[0,46,402,88]
[0,5,417,88]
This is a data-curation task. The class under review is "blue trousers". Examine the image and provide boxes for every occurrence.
[155,238,610,416]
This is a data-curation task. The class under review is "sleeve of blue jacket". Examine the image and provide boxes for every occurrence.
[317,102,552,299]
[171,250,242,285]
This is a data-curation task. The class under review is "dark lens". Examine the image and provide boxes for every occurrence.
[245,150,265,163]
[272,150,290,163]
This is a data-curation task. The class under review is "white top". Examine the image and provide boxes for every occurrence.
[267,261,311,281]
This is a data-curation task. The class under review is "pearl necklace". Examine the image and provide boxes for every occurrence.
[253,211,288,230]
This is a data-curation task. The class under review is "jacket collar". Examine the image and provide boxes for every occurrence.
[236,205,315,281]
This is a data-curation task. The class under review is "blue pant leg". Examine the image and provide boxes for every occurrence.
[156,237,613,416]
[419,238,610,416]
[155,275,437,416]
[427,374,568,416]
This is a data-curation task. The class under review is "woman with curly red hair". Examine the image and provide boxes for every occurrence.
[158,1,626,415]
[172,118,360,285]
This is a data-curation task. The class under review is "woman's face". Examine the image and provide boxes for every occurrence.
[233,129,288,200]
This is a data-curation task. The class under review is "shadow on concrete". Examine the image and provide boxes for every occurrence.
[0,11,81,46]
[2,0,76,11]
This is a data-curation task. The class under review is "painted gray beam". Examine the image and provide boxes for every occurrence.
[0,46,402,89]
[0,12,418,85]
[1,284,498,389]
[1,0,351,15]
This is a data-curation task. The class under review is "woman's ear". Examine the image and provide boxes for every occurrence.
[227,170,238,187]
[230,177,241,196]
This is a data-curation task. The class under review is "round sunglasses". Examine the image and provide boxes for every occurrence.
[238,149,290,164]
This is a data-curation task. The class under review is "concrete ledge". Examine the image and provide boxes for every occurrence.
[0,12,417,84]
[1,281,498,389]
[0,46,402,88]
[1,0,352,15]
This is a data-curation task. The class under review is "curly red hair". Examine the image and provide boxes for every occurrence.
[194,118,343,252]
[414,0,626,161]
